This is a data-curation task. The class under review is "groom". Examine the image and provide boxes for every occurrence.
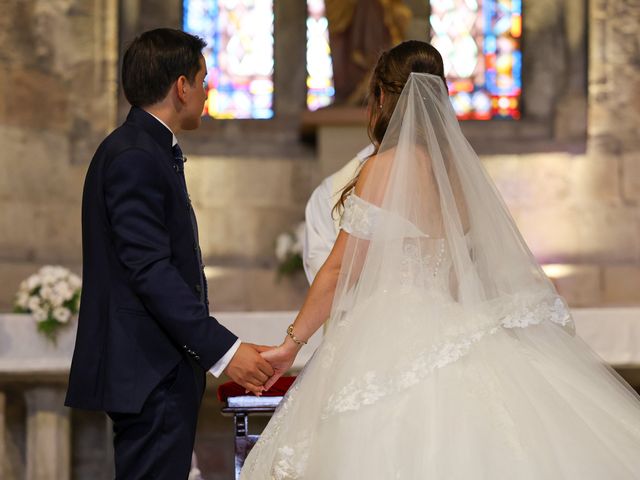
[65,28,274,478]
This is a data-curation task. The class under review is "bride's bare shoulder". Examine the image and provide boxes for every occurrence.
[354,148,395,196]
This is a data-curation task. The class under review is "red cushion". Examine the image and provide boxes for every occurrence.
[217,376,297,402]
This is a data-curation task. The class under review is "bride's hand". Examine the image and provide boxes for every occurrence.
[260,338,301,391]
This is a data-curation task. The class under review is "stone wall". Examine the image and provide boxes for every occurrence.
[472,0,640,306]
[0,0,317,312]
[486,151,639,306]
[589,0,640,203]
[582,0,640,303]
[0,0,118,309]
[184,154,316,311]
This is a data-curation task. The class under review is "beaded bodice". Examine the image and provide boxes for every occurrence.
[340,194,453,293]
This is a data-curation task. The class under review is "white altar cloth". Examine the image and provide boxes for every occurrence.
[0,308,638,375]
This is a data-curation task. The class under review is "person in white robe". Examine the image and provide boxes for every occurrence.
[302,144,374,284]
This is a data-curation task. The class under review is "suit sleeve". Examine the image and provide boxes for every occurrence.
[104,149,238,370]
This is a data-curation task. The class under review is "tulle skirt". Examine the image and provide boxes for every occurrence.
[240,290,640,479]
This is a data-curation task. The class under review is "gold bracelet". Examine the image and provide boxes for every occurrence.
[287,324,307,346]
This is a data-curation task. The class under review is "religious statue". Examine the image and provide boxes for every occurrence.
[325,0,412,105]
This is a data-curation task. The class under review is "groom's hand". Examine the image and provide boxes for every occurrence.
[224,343,275,396]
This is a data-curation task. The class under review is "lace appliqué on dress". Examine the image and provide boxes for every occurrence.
[339,194,378,239]
[241,379,309,479]
[271,436,310,480]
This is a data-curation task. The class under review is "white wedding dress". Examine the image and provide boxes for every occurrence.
[241,74,640,479]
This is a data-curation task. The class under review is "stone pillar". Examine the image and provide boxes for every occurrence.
[24,388,70,480]
[404,0,429,41]
[105,415,115,478]
[589,0,640,170]
[587,0,640,302]
[553,0,588,141]
[0,390,6,479]
[588,0,640,232]
[274,0,308,117]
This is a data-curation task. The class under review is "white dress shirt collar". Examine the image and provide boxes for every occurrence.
[146,111,178,147]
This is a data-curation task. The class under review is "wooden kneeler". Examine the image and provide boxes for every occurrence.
[218,376,296,479]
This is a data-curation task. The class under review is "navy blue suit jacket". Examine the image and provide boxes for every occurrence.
[65,107,237,413]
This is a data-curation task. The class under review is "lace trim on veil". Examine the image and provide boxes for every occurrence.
[320,295,573,419]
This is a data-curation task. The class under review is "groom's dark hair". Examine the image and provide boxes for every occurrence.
[122,28,206,107]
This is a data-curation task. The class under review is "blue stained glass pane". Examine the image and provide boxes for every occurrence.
[183,0,274,119]
[512,0,521,11]
[512,50,522,88]
[430,0,522,120]
[485,35,497,54]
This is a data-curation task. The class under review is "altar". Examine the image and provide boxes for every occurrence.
[1,308,639,479]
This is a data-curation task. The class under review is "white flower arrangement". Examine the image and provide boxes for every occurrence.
[275,222,306,277]
[14,266,81,341]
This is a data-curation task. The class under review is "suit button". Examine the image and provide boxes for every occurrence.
[193,243,198,252]
[195,285,202,293]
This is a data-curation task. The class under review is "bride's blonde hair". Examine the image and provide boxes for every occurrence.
[334,41,447,216]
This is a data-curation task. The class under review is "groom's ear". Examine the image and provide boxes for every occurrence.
[175,75,189,104]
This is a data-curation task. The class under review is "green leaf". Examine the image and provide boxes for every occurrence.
[62,290,81,314]
[36,317,61,345]
[276,254,304,281]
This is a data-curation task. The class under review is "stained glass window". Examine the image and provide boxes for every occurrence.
[307,0,335,110]
[183,0,274,119]
[430,0,522,120]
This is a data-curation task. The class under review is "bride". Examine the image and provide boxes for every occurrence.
[241,41,640,479]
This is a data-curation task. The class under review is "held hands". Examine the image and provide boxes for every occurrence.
[224,343,274,396]
[223,337,302,395]
[260,336,302,391]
